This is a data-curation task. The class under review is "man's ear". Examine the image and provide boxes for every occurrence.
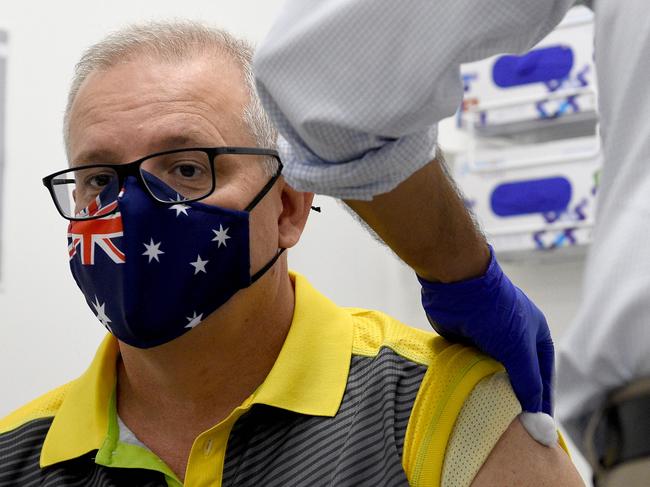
[277,179,314,249]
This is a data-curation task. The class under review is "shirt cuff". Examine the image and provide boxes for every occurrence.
[277,125,438,201]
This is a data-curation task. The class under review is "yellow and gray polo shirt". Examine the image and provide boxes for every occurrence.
[1,273,530,486]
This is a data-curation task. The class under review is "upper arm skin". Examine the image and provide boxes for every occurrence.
[471,418,585,487]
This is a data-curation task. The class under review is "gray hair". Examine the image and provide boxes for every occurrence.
[63,20,278,173]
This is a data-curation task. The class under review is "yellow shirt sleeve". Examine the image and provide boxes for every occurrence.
[441,371,521,487]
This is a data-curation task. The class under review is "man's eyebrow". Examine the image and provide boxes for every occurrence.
[71,148,121,167]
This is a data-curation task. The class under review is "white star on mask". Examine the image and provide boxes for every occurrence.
[92,296,113,331]
[211,225,231,248]
[169,194,191,217]
[185,311,204,329]
[142,238,164,263]
[190,255,209,274]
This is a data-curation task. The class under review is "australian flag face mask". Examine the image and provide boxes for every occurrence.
[67,174,283,348]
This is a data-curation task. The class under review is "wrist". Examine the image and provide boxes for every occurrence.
[415,241,491,283]
[418,246,504,305]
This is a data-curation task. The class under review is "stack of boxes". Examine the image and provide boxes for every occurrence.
[455,6,600,259]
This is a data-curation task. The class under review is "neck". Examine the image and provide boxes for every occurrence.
[116,264,295,432]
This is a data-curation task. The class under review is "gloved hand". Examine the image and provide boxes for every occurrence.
[418,247,557,445]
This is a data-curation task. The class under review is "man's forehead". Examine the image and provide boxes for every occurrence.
[71,55,247,122]
[67,55,251,163]
[72,129,218,166]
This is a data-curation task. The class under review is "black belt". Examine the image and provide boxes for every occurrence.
[592,383,650,469]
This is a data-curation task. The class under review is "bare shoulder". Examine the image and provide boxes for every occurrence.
[471,418,585,487]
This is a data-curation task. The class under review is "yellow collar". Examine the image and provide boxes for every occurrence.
[41,272,353,467]
[40,334,118,467]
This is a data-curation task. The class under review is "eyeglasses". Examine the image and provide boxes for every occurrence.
[42,147,283,221]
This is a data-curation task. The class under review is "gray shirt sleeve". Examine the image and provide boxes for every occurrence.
[254,0,574,199]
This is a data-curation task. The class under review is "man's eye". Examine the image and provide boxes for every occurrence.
[172,163,206,179]
[176,165,198,177]
[85,173,114,189]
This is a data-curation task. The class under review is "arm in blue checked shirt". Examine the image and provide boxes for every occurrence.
[254,0,575,445]
[254,0,574,200]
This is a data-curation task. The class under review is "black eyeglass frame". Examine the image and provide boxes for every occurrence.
[42,146,283,221]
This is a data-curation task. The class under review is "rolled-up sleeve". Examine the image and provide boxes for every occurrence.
[254,0,574,199]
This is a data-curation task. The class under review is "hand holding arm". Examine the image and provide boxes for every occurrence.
[346,157,557,444]
[254,0,573,444]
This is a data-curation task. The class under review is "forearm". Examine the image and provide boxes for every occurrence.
[344,154,489,283]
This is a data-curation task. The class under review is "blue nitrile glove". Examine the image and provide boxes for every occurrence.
[418,247,557,445]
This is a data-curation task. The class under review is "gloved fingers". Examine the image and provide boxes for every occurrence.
[425,314,475,346]
[519,412,558,447]
[503,351,543,414]
[537,338,555,416]
[507,353,559,447]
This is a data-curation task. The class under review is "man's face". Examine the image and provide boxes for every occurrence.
[67,53,281,272]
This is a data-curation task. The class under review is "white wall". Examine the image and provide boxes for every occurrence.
[0,1,590,482]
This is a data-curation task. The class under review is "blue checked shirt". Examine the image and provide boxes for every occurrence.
[254,0,573,200]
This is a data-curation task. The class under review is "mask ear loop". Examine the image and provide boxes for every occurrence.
[250,248,287,285]
[245,169,321,285]
[244,173,323,214]
[243,171,285,285]
[244,172,282,212]
[249,206,320,285]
